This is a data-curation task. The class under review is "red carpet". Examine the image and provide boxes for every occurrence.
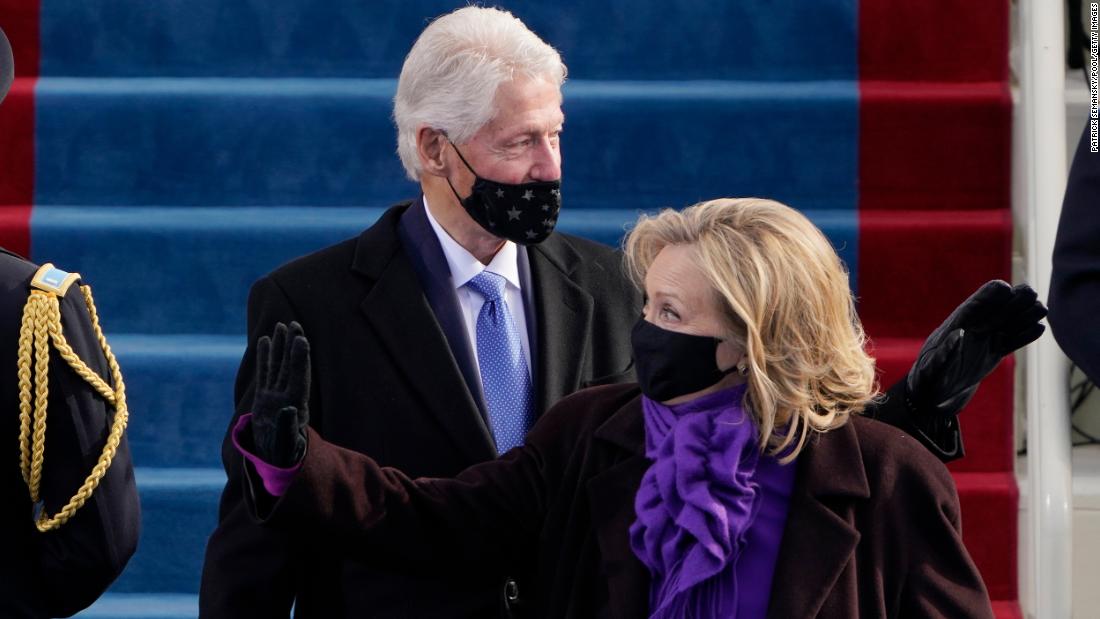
[859,1,1017,614]
[0,0,37,257]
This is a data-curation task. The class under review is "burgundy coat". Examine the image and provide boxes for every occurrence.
[249,383,994,619]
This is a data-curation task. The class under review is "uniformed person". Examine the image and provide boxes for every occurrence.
[0,26,140,618]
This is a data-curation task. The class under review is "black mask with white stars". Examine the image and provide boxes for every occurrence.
[446,142,562,245]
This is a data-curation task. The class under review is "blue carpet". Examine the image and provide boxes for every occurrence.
[75,594,198,619]
[32,206,857,335]
[112,335,242,467]
[110,468,224,594]
[41,0,856,81]
[34,78,858,211]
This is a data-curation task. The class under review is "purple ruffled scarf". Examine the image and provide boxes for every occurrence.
[629,383,761,618]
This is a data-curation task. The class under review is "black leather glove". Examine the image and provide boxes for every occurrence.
[907,280,1047,420]
[251,321,311,468]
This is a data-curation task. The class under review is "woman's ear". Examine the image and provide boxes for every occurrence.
[717,339,747,374]
[416,126,449,178]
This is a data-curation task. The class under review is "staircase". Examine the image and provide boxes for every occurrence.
[0,1,1018,616]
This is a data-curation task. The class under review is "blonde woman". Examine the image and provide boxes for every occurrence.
[235,198,996,618]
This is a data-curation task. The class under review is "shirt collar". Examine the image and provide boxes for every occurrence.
[423,195,521,290]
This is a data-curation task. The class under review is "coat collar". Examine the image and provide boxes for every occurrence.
[766,419,870,618]
[350,201,410,280]
[353,205,600,419]
[351,201,498,463]
[586,391,650,619]
[591,389,646,456]
[526,235,596,413]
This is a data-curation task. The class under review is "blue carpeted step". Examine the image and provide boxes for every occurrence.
[32,206,858,334]
[40,0,857,81]
[32,206,383,335]
[110,468,224,594]
[75,593,197,619]
[112,335,242,468]
[33,78,859,211]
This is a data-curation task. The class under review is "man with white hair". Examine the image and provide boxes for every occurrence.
[200,5,1045,618]
[200,7,638,617]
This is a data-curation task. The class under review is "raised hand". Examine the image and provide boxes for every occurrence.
[250,321,311,467]
[907,280,1047,418]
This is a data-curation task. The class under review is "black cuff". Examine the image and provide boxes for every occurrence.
[870,380,965,463]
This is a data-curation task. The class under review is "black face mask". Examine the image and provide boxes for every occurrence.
[631,317,737,402]
[446,142,562,245]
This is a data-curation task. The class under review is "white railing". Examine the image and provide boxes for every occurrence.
[1018,0,1073,616]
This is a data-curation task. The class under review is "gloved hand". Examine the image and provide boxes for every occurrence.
[251,321,311,468]
[907,280,1047,419]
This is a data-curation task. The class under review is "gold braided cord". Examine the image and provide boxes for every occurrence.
[29,301,50,502]
[46,294,115,402]
[81,285,127,409]
[17,284,130,532]
[17,295,35,485]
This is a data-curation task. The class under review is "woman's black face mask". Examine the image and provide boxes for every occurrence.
[631,317,737,402]
[446,141,562,245]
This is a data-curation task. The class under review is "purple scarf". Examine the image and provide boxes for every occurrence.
[629,383,761,618]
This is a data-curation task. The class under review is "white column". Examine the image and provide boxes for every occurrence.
[1018,0,1072,616]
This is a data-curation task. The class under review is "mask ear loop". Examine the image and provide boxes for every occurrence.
[712,336,749,377]
[446,138,480,175]
[443,136,481,204]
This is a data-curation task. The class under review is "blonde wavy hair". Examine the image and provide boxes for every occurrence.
[624,198,878,461]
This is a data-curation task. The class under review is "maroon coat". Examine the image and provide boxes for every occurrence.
[249,383,994,619]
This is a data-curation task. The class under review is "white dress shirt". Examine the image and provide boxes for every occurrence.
[423,196,532,380]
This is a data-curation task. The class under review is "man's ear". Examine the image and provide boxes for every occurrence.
[417,127,449,178]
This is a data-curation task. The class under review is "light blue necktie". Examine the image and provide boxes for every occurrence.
[465,270,536,454]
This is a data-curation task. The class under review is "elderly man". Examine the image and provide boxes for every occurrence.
[0,26,140,618]
[200,8,636,618]
[200,6,1045,618]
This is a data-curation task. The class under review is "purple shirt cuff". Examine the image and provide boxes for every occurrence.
[231,413,302,497]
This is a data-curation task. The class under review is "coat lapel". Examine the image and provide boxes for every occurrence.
[766,422,870,618]
[587,394,651,619]
[351,206,497,464]
[528,235,595,414]
[397,199,488,417]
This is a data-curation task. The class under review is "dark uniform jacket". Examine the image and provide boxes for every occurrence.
[252,383,995,619]
[0,250,140,618]
[200,201,641,617]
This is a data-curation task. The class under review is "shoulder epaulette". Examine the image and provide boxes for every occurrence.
[18,266,128,533]
[30,263,81,297]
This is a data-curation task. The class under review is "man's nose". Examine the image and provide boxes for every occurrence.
[528,138,562,182]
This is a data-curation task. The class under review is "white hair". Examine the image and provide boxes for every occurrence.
[393,6,567,181]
